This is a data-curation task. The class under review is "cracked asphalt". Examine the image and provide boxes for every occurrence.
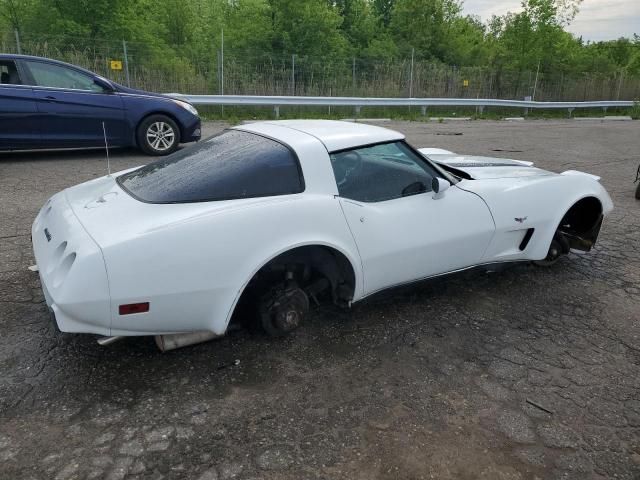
[1,119,639,480]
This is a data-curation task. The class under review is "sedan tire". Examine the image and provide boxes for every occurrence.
[137,114,180,156]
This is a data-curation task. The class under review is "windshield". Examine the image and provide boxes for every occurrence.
[117,130,304,203]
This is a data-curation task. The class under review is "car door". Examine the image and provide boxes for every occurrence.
[0,59,40,150]
[331,141,495,295]
[21,59,127,148]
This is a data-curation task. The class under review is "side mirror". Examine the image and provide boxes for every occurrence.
[94,77,115,93]
[431,177,451,199]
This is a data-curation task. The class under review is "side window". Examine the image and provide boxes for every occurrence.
[24,61,103,92]
[0,60,21,85]
[117,130,305,203]
[330,141,439,202]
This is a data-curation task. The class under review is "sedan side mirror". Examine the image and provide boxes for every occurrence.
[94,77,115,93]
[431,177,451,199]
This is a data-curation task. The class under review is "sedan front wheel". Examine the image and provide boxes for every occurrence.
[137,114,180,155]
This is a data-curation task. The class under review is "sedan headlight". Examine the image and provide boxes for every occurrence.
[172,99,199,117]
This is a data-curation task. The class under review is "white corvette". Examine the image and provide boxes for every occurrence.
[32,120,613,350]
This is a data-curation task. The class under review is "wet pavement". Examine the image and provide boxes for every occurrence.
[1,119,639,479]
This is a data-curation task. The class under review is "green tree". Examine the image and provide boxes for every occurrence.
[268,0,349,59]
[0,0,35,33]
[224,0,273,56]
[489,0,585,72]
[389,0,462,61]
[335,0,398,60]
[372,0,395,26]
[2,0,639,99]
[446,15,490,66]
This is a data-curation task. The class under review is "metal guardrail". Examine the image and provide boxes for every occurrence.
[172,94,636,117]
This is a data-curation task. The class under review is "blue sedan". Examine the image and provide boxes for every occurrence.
[0,54,201,155]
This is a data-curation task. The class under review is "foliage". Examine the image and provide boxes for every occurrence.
[0,0,638,84]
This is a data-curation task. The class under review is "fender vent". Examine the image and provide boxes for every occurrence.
[519,228,535,251]
[52,252,76,288]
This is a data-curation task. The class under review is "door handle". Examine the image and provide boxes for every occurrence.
[43,95,56,100]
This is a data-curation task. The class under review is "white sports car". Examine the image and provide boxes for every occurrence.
[32,120,613,350]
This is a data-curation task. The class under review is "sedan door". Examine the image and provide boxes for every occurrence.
[331,141,495,295]
[0,59,40,150]
[21,59,127,148]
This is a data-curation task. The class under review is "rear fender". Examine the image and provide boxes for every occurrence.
[222,239,363,329]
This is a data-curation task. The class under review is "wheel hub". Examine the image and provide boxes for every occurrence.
[275,308,301,332]
[260,285,309,337]
[146,122,175,151]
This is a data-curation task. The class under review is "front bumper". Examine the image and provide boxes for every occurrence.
[182,117,201,143]
[32,192,112,335]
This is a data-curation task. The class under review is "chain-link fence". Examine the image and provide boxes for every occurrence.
[3,31,639,101]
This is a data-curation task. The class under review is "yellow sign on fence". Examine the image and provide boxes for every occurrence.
[463,79,469,87]
[110,60,123,71]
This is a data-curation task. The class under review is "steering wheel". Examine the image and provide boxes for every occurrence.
[331,151,363,187]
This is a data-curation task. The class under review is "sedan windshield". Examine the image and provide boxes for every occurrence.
[117,130,304,203]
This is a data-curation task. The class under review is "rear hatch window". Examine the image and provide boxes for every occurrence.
[117,130,304,203]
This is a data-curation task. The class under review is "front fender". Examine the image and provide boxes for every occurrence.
[458,173,613,262]
[539,179,613,257]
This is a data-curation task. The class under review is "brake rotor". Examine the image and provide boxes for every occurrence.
[260,284,309,337]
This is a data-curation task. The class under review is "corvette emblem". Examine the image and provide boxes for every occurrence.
[514,217,527,223]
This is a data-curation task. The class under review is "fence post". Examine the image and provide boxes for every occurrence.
[532,61,540,101]
[219,29,225,116]
[122,40,131,87]
[617,72,624,100]
[524,95,532,116]
[217,50,222,93]
[274,105,280,119]
[220,29,224,96]
[421,105,427,116]
[409,48,415,98]
[14,29,21,54]
[291,54,296,96]
[352,57,356,95]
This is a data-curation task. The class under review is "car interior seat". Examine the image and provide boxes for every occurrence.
[8,68,20,84]
[0,72,9,84]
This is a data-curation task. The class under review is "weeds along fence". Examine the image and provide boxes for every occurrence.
[2,33,640,102]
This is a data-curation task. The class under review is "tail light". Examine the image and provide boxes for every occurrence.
[119,302,150,315]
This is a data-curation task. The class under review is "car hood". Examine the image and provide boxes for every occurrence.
[63,170,289,249]
[420,151,555,180]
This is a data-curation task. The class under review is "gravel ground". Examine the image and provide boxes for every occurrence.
[1,119,639,480]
